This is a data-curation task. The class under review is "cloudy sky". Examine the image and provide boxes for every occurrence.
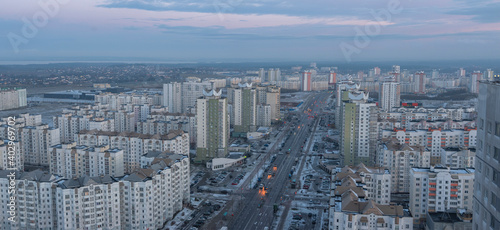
[1,0,499,62]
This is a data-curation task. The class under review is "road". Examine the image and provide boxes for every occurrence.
[226,92,331,230]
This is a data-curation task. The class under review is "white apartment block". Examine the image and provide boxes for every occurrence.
[330,167,412,230]
[163,82,182,113]
[50,143,125,178]
[75,130,189,172]
[182,79,214,113]
[380,127,477,164]
[255,85,281,121]
[409,166,474,225]
[95,92,162,111]
[276,80,300,90]
[56,176,122,230]
[329,200,413,230]
[0,170,58,229]
[53,113,92,143]
[256,104,272,127]
[228,83,257,133]
[334,164,392,205]
[0,154,190,230]
[380,82,401,112]
[0,140,23,171]
[0,113,42,126]
[0,114,59,167]
[440,147,475,168]
[63,106,137,133]
[0,88,27,111]
[138,112,196,143]
[379,107,474,125]
[89,118,115,132]
[377,139,431,193]
[19,125,60,166]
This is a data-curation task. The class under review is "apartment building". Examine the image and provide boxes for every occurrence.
[377,139,431,193]
[473,81,500,230]
[0,88,27,111]
[333,164,392,205]
[0,153,189,230]
[409,166,474,225]
[330,165,412,230]
[339,90,378,166]
[380,127,477,164]
[137,116,196,144]
[196,89,230,163]
[50,143,125,178]
[440,147,475,168]
[75,130,189,172]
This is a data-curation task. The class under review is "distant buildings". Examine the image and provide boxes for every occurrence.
[380,82,401,112]
[195,89,230,163]
[328,71,337,85]
[0,88,27,111]
[470,71,482,94]
[163,82,182,113]
[182,78,214,113]
[459,68,466,77]
[300,71,312,91]
[473,81,500,230]
[255,85,281,122]
[414,71,426,94]
[409,166,474,225]
[162,78,214,114]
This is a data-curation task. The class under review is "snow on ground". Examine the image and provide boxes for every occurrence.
[162,208,195,230]
[282,200,320,230]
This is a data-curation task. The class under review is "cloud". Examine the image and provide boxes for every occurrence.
[448,2,500,23]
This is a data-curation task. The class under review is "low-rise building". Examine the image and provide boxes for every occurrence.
[425,210,473,230]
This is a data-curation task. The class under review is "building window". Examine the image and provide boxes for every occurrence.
[496,122,500,136]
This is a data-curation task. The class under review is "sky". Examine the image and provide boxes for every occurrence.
[0,0,499,63]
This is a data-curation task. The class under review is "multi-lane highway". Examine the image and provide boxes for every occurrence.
[224,92,331,230]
